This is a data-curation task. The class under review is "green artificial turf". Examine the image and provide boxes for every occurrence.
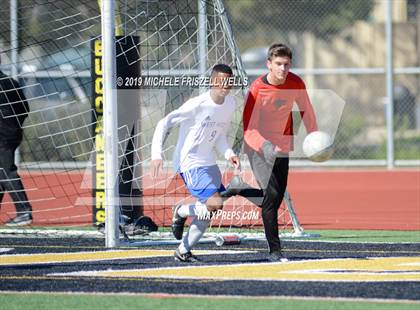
[289,230,420,243]
[0,294,418,310]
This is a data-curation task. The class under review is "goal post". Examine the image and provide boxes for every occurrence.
[100,0,119,247]
[0,0,315,245]
[96,0,315,247]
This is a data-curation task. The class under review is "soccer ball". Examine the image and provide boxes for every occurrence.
[302,131,334,162]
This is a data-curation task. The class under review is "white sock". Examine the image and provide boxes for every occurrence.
[177,201,209,219]
[177,204,192,218]
[178,216,210,254]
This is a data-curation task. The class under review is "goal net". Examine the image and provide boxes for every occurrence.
[0,0,309,244]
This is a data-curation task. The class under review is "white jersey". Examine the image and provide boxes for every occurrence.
[151,91,236,173]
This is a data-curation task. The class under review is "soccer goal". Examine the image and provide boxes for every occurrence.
[0,0,314,246]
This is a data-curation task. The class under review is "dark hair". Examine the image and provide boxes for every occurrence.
[211,63,233,76]
[267,43,292,60]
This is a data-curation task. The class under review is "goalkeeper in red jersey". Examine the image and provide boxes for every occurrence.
[223,43,318,261]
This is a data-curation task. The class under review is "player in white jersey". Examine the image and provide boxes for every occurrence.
[151,64,240,262]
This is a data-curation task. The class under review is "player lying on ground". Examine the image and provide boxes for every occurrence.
[151,64,240,262]
[223,43,318,261]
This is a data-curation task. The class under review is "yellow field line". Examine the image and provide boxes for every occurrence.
[0,250,178,265]
[0,249,252,266]
[79,257,420,282]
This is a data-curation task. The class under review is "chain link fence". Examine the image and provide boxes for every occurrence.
[226,0,420,164]
[0,0,419,166]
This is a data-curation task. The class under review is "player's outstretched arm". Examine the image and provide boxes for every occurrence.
[243,86,266,152]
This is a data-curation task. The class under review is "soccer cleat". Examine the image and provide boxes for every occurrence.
[267,251,289,262]
[5,213,33,227]
[174,248,199,262]
[171,204,187,240]
[220,175,248,198]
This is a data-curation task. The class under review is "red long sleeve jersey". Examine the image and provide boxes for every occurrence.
[243,73,318,153]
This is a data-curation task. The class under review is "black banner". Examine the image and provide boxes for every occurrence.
[91,36,141,226]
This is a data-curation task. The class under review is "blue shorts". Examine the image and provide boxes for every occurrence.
[180,165,226,203]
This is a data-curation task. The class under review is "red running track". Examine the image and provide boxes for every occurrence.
[288,169,420,230]
[0,169,419,230]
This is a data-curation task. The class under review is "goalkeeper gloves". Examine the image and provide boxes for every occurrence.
[262,140,280,166]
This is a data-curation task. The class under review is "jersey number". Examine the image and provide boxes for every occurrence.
[208,130,217,142]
